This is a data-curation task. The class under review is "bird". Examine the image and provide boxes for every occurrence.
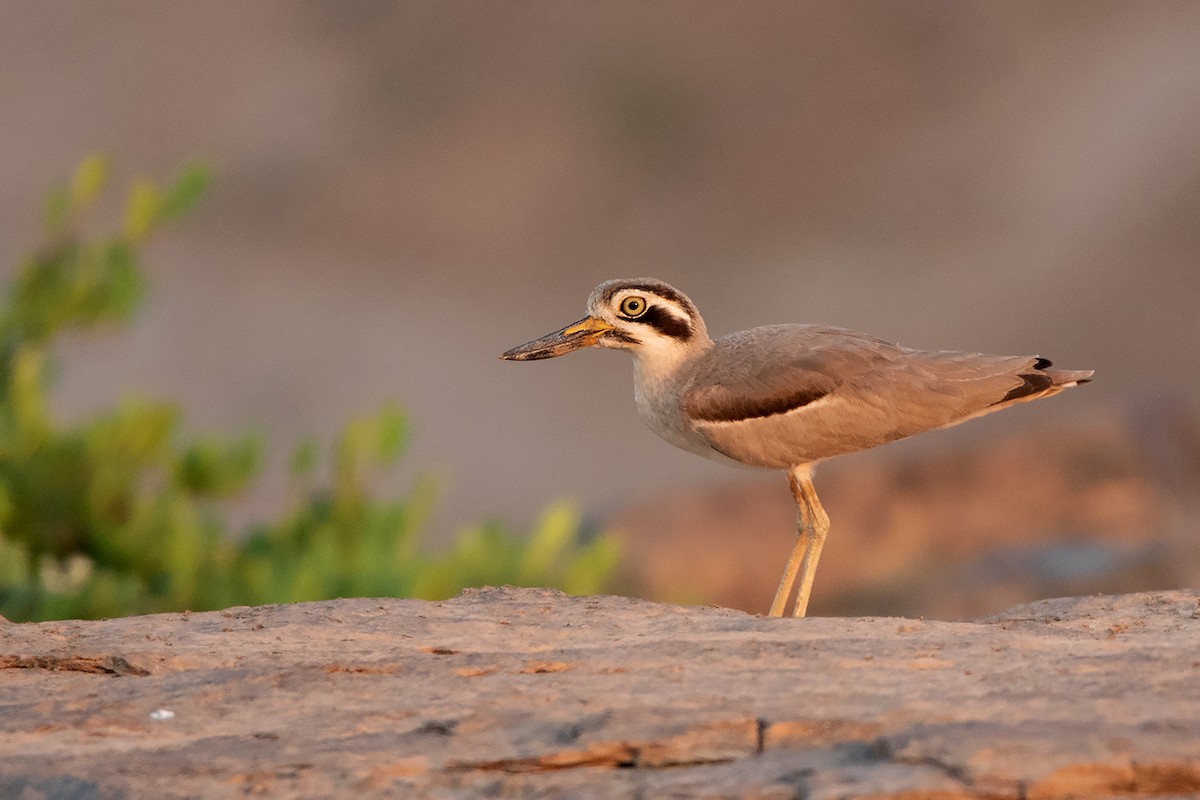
[499,278,1093,617]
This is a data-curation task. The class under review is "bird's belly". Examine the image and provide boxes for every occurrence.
[690,394,915,469]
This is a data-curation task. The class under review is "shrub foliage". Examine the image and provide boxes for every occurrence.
[0,158,619,622]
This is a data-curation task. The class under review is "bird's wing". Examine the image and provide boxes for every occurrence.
[682,324,1073,468]
[681,325,890,423]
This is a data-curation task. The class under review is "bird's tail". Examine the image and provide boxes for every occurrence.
[1044,365,1095,388]
[994,357,1094,408]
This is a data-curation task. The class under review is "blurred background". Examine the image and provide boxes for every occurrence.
[1,2,1197,619]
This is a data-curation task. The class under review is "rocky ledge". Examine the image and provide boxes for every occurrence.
[2,587,1199,799]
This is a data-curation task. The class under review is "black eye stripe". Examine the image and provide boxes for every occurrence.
[628,305,692,340]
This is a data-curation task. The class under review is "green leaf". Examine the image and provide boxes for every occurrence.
[374,404,408,462]
[100,240,146,321]
[159,162,211,221]
[10,346,50,431]
[520,501,577,580]
[175,436,262,496]
[71,154,111,210]
[123,180,162,242]
[44,186,70,234]
[563,535,622,596]
[290,439,319,478]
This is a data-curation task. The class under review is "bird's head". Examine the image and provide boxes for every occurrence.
[499,278,710,364]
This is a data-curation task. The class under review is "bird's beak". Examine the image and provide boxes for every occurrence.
[499,316,616,361]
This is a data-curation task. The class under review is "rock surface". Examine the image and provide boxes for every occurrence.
[2,587,1200,799]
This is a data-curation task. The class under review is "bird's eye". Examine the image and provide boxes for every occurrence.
[620,296,648,317]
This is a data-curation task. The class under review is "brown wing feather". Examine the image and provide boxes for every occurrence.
[682,325,1092,469]
[682,325,889,423]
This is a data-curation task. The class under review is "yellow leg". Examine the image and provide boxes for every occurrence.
[767,466,830,617]
[768,528,806,616]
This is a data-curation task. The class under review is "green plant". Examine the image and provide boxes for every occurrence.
[0,158,619,622]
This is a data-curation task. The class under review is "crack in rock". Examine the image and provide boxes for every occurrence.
[0,654,149,677]
[447,719,758,773]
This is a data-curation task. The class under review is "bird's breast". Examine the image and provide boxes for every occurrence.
[631,359,740,464]
[632,375,688,445]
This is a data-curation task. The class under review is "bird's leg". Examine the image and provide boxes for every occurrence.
[768,531,805,617]
[789,469,829,616]
[767,466,830,617]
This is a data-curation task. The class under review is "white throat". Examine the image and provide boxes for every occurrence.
[628,336,715,456]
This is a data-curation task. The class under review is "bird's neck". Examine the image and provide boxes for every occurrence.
[629,335,713,388]
[627,335,716,459]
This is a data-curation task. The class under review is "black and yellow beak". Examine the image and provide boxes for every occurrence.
[499,316,616,361]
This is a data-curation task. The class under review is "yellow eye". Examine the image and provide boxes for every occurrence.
[620,296,648,317]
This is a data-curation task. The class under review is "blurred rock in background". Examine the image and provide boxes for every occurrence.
[611,398,1200,618]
